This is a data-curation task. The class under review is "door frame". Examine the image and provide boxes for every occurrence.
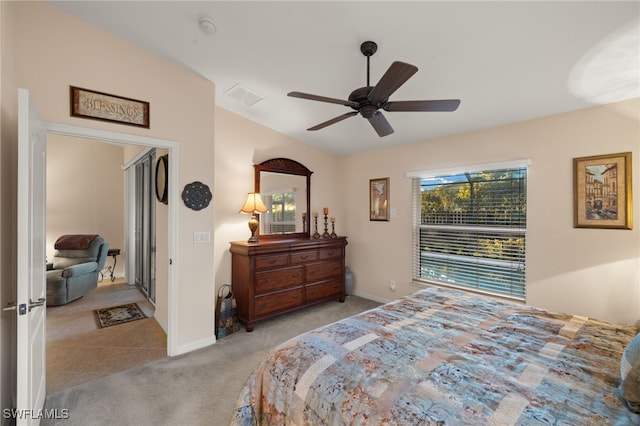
[44,122,178,355]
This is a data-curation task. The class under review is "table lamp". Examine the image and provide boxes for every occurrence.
[239,192,268,243]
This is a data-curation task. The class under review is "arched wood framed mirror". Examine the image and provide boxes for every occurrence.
[254,158,312,240]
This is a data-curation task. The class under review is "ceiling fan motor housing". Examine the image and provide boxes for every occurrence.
[348,86,385,117]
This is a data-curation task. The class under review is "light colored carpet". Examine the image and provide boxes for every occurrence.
[42,295,380,425]
[46,282,165,394]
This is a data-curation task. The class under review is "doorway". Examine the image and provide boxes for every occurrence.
[44,122,178,391]
[45,135,165,393]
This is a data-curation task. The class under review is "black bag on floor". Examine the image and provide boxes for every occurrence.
[215,284,240,339]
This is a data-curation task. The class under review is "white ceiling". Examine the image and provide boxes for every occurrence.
[49,1,639,156]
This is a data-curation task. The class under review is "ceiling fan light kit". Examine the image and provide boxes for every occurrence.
[288,41,461,137]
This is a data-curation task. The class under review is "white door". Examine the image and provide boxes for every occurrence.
[16,88,47,424]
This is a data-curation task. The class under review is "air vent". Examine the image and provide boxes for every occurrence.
[224,84,264,107]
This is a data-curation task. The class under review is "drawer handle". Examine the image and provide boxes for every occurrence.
[299,255,308,260]
[267,259,277,265]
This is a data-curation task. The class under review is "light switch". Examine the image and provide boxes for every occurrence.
[194,232,210,243]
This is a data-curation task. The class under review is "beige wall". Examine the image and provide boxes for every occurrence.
[213,107,343,288]
[214,99,640,327]
[341,98,640,325]
[46,135,125,277]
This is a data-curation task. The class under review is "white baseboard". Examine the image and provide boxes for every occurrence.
[172,336,216,356]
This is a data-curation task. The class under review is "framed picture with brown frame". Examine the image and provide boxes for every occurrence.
[573,152,632,229]
[70,86,150,128]
[370,177,390,221]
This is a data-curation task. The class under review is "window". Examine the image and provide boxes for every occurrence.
[261,190,297,234]
[411,162,528,300]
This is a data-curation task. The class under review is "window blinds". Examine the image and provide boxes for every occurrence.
[412,166,527,300]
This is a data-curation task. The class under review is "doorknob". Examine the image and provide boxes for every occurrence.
[2,301,16,312]
[3,298,45,314]
[28,298,46,312]
[4,301,27,315]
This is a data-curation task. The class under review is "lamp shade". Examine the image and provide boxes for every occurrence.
[240,192,268,214]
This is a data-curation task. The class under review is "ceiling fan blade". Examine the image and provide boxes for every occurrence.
[384,99,461,112]
[308,111,358,131]
[368,61,418,105]
[288,91,358,108]
[367,111,394,137]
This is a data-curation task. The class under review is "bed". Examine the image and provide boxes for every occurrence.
[231,286,640,425]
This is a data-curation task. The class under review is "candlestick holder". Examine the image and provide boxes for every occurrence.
[302,213,307,233]
[330,221,337,238]
[312,215,320,239]
[322,213,330,238]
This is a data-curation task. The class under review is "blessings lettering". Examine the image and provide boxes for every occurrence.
[79,95,143,123]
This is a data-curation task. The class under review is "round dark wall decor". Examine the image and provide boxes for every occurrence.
[155,154,169,204]
[181,181,212,211]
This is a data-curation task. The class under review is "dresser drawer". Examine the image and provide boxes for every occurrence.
[319,247,342,260]
[290,250,317,265]
[255,254,289,270]
[256,266,303,293]
[305,279,342,303]
[255,288,303,316]
[306,260,342,282]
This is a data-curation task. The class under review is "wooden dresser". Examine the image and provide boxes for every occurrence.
[229,237,347,331]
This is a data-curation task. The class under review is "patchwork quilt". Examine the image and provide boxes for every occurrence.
[232,286,639,425]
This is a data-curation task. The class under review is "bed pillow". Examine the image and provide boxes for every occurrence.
[621,332,640,413]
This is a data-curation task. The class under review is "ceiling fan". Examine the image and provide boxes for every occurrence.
[288,41,460,137]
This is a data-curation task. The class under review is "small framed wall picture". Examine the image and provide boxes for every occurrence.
[370,177,390,221]
[573,152,632,229]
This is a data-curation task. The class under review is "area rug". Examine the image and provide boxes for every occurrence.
[94,303,147,328]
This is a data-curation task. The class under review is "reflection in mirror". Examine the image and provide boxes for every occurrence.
[255,158,312,240]
[260,173,307,235]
